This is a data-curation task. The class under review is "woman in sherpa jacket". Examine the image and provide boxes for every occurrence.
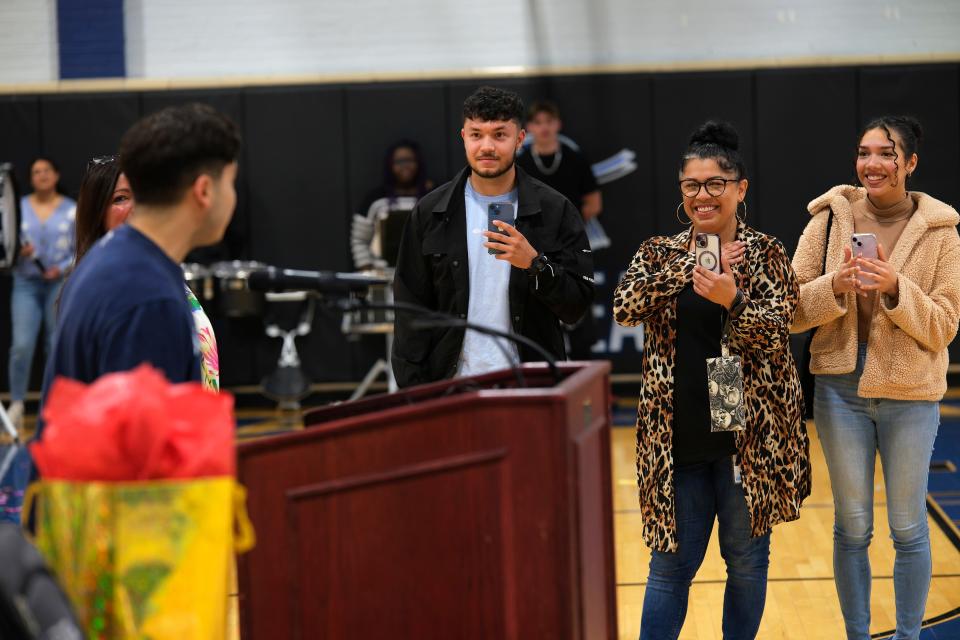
[792,115,960,640]
[615,121,810,640]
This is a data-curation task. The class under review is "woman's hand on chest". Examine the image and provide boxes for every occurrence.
[692,240,745,308]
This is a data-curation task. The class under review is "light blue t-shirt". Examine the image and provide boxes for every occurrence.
[458,179,519,377]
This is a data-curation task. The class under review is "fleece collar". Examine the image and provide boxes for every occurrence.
[807,184,960,272]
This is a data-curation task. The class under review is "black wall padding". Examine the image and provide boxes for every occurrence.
[1,63,959,391]
[857,65,960,362]
[529,75,659,366]
[545,74,658,271]
[141,89,250,263]
[859,65,960,209]
[243,85,356,384]
[39,93,140,197]
[345,82,451,216]
[0,97,42,192]
[754,68,859,255]
[244,85,348,271]
[651,71,757,236]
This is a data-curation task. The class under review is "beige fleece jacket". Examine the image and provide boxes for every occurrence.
[792,185,960,400]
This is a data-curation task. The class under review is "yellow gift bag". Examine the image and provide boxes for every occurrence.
[25,477,255,640]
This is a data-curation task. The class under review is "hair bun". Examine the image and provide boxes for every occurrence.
[689,120,739,151]
[898,115,924,145]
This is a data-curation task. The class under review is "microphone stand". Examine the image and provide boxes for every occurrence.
[0,402,22,487]
[332,297,562,388]
[416,315,526,389]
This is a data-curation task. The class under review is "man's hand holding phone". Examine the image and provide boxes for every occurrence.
[483,221,538,269]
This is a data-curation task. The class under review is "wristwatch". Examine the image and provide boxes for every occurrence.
[526,253,550,276]
[728,289,748,317]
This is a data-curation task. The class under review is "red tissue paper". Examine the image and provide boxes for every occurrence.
[31,365,235,481]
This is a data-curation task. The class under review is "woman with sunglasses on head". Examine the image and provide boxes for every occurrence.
[5,157,76,430]
[73,156,219,391]
[614,121,810,639]
[74,156,133,263]
[792,116,960,640]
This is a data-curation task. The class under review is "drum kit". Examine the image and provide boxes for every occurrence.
[341,201,409,397]
[183,260,266,318]
[180,260,397,404]
[340,268,397,400]
[0,163,21,270]
[181,260,310,409]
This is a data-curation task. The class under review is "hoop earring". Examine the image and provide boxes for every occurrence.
[676,202,688,225]
[737,200,747,222]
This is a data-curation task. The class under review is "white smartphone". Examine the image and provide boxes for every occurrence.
[695,233,721,273]
[851,233,879,286]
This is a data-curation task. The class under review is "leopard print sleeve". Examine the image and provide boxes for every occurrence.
[729,235,799,354]
[614,238,693,327]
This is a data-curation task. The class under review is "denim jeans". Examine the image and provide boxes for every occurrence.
[640,456,770,640]
[814,343,938,640]
[7,273,62,401]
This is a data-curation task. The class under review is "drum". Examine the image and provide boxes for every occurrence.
[181,263,213,302]
[345,268,394,334]
[211,260,268,317]
[0,163,20,270]
[372,207,413,268]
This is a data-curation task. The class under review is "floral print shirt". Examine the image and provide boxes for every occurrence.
[186,286,219,391]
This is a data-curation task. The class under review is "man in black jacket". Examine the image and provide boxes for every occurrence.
[391,86,594,388]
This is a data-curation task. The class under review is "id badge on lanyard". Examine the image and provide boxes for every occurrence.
[706,317,745,433]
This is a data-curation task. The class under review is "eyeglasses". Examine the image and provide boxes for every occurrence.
[86,155,117,170]
[678,177,740,198]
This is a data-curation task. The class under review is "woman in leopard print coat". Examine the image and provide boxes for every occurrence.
[614,121,811,639]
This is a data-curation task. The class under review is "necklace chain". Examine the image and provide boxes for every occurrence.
[532,145,563,176]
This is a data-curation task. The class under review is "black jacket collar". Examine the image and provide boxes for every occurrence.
[432,166,543,218]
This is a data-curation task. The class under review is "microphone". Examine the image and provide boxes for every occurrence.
[333,297,562,386]
[409,315,561,385]
[248,267,387,295]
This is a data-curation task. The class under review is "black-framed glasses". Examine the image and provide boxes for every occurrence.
[678,177,739,198]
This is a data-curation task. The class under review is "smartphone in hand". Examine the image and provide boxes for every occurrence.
[851,233,878,285]
[487,202,513,255]
[695,233,721,273]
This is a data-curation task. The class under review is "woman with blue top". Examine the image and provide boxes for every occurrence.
[6,157,76,429]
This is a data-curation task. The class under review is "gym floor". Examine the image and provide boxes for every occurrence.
[10,385,960,638]
[609,395,960,640]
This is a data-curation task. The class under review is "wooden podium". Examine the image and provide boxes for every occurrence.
[236,361,617,640]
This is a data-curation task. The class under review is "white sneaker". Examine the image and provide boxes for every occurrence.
[5,401,24,432]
